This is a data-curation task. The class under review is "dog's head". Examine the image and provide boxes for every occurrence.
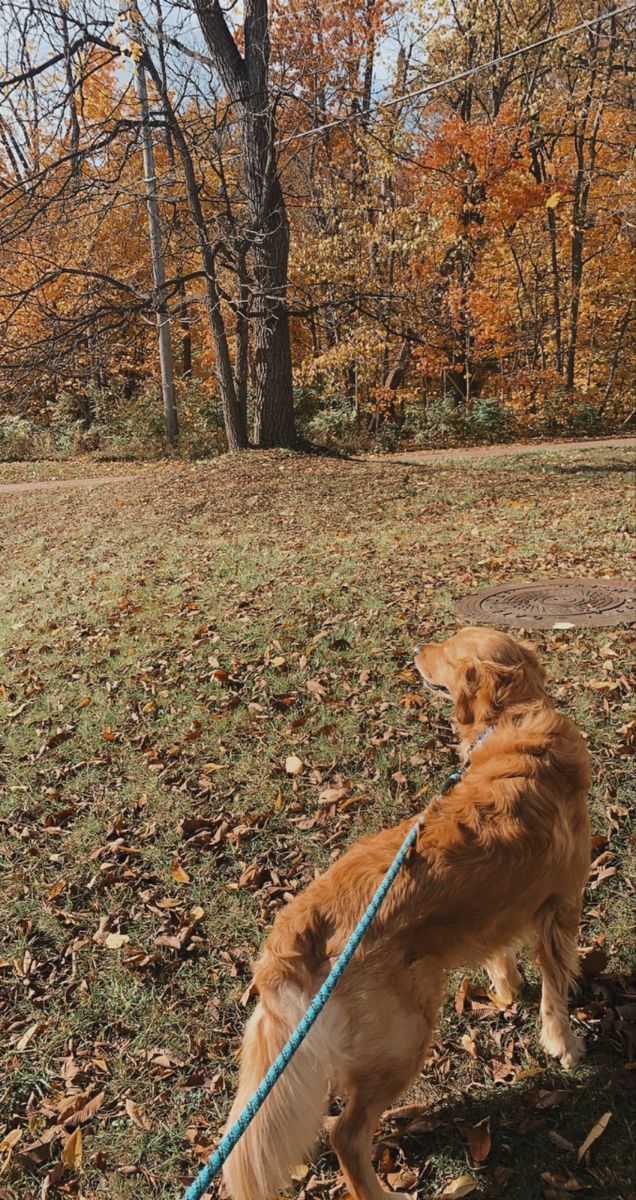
[414,627,546,730]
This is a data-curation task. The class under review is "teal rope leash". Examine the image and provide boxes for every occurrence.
[181,817,421,1200]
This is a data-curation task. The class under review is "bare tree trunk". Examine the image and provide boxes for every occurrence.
[153,0,192,383]
[601,301,633,413]
[143,54,248,451]
[565,18,617,393]
[134,50,178,446]
[546,205,563,374]
[193,0,296,449]
[235,248,249,419]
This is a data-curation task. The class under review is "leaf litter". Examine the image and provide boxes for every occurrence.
[0,447,634,1198]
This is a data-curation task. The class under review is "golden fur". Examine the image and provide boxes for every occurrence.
[223,627,591,1200]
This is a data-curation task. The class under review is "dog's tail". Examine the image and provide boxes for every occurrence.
[222,977,332,1200]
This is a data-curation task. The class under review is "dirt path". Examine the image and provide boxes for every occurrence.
[0,472,138,496]
[368,434,635,465]
[0,436,633,496]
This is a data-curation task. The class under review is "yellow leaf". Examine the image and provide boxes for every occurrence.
[577,1111,612,1162]
[0,1128,22,1152]
[171,857,190,884]
[0,1127,22,1176]
[285,754,303,776]
[104,932,129,950]
[61,1127,83,1170]
[77,696,92,708]
[546,191,563,209]
[16,1022,39,1051]
[290,1163,309,1182]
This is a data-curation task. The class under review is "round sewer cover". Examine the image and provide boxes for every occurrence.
[456,578,636,629]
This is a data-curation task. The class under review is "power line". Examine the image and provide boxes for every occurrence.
[278,2,636,149]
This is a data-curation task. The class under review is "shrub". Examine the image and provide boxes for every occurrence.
[0,415,50,460]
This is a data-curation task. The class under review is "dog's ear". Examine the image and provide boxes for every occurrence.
[454,658,481,725]
[518,638,547,684]
[481,659,526,713]
[456,657,526,724]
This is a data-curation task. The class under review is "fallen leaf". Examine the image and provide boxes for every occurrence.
[318,784,348,804]
[104,932,129,950]
[285,754,303,775]
[461,1032,478,1058]
[577,1111,612,1162]
[455,975,470,1015]
[440,1175,477,1197]
[579,946,609,977]
[0,1129,23,1152]
[171,857,190,884]
[0,1127,23,1174]
[290,1163,309,1182]
[466,1117,491,1164]
[62,1090,105,1129]
[61,1127,83,1170]
[16,1021,39,1051]
[125,1098,153,1131]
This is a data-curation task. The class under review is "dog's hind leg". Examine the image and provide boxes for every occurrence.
[485,948,523,1005]
[330,966,443,1199]
[535,895,585,1069]
[330,1077,413,1200]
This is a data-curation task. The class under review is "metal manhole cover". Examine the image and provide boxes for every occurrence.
[456,578,636,629]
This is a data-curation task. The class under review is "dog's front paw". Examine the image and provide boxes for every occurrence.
[558,1034,586,1070]
[542,1029,586,1070]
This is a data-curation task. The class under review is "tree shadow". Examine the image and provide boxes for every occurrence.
[313,970,635,1199]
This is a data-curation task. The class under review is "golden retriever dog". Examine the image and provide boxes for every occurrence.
[223,627,591,1200]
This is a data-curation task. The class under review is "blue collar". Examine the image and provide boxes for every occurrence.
[441,726,494,794]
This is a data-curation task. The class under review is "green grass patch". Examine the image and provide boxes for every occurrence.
[0,447,634,1198]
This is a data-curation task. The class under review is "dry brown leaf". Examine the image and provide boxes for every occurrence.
[125,1098,153,1131]
[63,1090,105,1129]
[171,857,190,884]
[466,1117,491,1164]
[455,975,470,1015]
[285,754,303,775]
[461,1032,478,1058]
[15,1021,39,1051]
[61,1127,83,1170]
[440,1176,477,1197]
[0,1127,23,1174]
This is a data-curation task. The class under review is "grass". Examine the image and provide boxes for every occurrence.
[0,445,634,1200]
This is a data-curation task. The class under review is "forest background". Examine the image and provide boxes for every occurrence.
[1,0,635,458]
